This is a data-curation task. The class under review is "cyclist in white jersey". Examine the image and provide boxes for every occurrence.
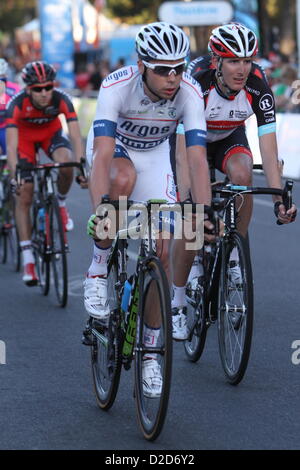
[83,22,211,397]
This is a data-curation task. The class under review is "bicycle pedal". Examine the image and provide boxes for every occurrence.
[82,327,93,346]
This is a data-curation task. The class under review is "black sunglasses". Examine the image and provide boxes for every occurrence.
[31,84,54,92]
[142,60,186,77]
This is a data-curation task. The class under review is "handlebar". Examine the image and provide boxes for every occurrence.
[212,180,294,225]
[15,157,87,186]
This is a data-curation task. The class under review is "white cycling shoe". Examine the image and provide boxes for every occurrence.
[83,276,110,320]
[142,358,163,398]
[172,306,188,341]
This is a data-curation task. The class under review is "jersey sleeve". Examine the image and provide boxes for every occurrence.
[57,90,78,122]
[93,78,123,138]
[5,94,22,128]
[181,74,207,148]
[187,55,213,76]
[249,77,276,137]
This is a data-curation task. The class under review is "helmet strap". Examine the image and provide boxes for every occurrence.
[215,57,239,100]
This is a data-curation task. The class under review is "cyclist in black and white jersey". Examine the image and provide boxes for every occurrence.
[83,22,212,397]
[175,23,296,287]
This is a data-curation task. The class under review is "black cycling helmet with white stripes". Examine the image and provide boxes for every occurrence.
[136,22,190,61]
[21,61,56,86]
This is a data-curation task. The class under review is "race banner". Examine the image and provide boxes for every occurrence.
[39,0,75,88]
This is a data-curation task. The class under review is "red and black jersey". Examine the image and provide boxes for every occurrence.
[186,55,276,143]
[6,88,78,130]
[187,54,269,83]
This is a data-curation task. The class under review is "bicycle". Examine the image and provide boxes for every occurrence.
[83,198,174,441]
[184,175,294,385]
[0,155,20,271]
[16,158,86,307]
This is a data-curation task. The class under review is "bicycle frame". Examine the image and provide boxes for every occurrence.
[90,199,167,371]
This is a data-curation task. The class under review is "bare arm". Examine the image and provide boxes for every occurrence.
[6,127,18,177]
[89,135,115,210]
[259,132,281,199]
[67,120,84,163]
[175,133,191,200]
[259,131,296,221]
[186,145,211,205]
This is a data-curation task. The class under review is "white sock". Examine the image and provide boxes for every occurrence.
[57,192,66,207]
[188,254,204,281]
[229,247,239,262]
[87,244,111,277]
[171,284,187,308]
[143,324,160,361]
[20,240,35,265]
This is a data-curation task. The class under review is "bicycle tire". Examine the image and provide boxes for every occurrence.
[184,274,208,362]
[32,204,50,295]
[0,224,7,264]
[217,232,254,385]
[7,220,21,272]
[49,197,68,307]
[135,256,172,441]
[91,259,123,410]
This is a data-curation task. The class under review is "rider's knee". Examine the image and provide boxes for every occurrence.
[110,166,136,194]
[226,154,252,185]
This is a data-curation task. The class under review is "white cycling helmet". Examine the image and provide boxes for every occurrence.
[136,22,190,61]
[209,23,258,58]
[0,58,8,76]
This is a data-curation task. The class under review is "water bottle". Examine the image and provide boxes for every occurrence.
[38,207,45,232]
[121,279,133,313]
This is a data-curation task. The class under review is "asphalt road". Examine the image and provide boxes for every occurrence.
[0,173,299,450]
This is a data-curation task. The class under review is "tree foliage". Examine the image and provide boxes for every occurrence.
[0,0,36,33]
[99,0,164,24]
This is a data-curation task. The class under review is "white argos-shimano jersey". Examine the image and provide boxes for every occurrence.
[86,65,207,201]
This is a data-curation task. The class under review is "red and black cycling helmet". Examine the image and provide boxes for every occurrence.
[209,23,258,58]
[21,61,56,86]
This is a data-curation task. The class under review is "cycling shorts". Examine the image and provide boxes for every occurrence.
[18,127,71,181]
[86,137,177,203]
[207,125,252,173]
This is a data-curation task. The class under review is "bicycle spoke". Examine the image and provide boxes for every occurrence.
[91,260,122,410]
[135,257,172,441]
[218,232,254,385]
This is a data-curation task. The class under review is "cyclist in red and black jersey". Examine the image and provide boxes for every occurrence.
[6,61,86,286]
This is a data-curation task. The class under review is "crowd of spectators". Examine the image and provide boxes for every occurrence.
[256,52,300,113]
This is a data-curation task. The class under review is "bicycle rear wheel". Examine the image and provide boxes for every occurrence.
[49,197,68,307]
[91,259,122,410]
[0,222,7,264]
[218,232,254,385]
[32,204,50,295]
[135,257,172,441]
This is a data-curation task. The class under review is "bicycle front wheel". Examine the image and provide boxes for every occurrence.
[135,257,172,441]
[218,232,254,385]
[49,197,68,307]
[32,205,50,295]
[7,220,21,272]
[91,259,122,410]
[184,275,208,362]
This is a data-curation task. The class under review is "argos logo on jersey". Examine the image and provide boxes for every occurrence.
[103,67,134,87]
[120,120,171,137]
